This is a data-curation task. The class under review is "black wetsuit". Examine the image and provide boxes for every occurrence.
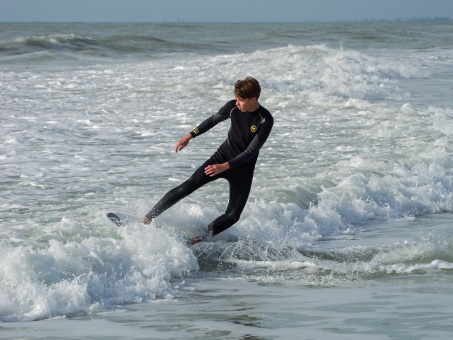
[145,100,274,237]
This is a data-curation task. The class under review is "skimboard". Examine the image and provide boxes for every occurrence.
[104,212,137,227]
[104,212,236,244]
[104,211,197,245]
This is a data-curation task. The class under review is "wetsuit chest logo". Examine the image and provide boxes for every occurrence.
[250,125,257,133]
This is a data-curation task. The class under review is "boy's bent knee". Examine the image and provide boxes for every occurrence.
[208,210,242,236]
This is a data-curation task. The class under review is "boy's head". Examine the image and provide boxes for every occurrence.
[234,77,261,100]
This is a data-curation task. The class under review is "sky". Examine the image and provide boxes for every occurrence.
[1,0,453,23]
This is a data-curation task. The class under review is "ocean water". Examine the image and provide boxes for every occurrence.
[1,21,453,339]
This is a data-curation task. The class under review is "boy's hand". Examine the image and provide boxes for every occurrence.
[175,134,192,153]
[204,162,230,177]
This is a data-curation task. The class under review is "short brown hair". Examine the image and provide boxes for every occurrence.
[234,76,261,99]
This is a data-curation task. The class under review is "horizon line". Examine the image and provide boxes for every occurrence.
[1,17,452,24]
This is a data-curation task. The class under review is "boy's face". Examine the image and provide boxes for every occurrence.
[235,96,257,112]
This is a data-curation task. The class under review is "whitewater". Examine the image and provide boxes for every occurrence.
[1,21,453,339]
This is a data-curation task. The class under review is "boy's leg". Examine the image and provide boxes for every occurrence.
[144,158,218,223]
[205,171,254,237]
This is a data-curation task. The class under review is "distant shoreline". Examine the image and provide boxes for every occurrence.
[0,17,451,24]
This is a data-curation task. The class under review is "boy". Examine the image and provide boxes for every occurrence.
[142,77,273,244]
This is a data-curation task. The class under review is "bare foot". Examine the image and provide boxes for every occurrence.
[141,216,151,225]
[189,237,201,245]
